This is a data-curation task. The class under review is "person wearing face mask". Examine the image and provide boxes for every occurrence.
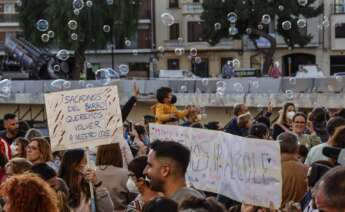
[95,143,130,211]
[125,156,159,212]
[272,102,296,140]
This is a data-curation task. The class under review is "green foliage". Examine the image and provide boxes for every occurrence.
[201,0,323,48]
[16,0,140,51]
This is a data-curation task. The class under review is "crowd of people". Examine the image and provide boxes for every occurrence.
[0,84,343,212]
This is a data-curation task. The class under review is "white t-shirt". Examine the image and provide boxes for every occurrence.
[304,143,330,166]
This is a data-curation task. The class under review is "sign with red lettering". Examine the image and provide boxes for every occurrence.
[45,86,123,151]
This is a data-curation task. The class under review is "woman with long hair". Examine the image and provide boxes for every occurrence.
[273,102,296,140]
[0,173,59,212]
[59,149,114,212]
[12,137,29,158]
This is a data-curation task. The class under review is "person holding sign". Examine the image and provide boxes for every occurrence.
[59,149,114,212]
[152,87,192,124]
[144,140,204,205]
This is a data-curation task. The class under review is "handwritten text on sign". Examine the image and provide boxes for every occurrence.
[149,124,282,208]
[45,86,123,151]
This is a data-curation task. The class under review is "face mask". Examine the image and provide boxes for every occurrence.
[126,178,139,194]
[286,111,296,120]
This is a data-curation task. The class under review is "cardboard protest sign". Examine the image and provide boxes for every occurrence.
[149,124,282,208]
[45,86,123,151]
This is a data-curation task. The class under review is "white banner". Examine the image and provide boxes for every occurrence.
[45,86,123,151]
[149,124,282,208]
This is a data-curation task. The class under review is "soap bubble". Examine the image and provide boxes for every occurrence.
[278,5,285,11]
[161,13,175,26]
[36,19,49,32]
[53,64,61,72]
[195,57,202,64]
[229,26,238,35]
[119,64,129,76]
[227,12,238,23]
[0,79,12,98]
[175,48,183,56]
[68,20,78,30]
[56,49,70,61]
[125,40,132,47]
[297,18,307,28]
[73,9,80,16]
[322,16,330,28]
[285,90,294,100]
[282,21,292,30]
[216,81,226,89]
[158,46,165,53]
[71,33,78,41]
[180,85,188,93]
[233,82,244,93]
[106,0,114,5]
[132,50,138,56]
[190,48,198,57]
[41,34,49,42]
[297,0,308,6]
[51,79,71,91]
[86,0,93,7]
[232,59,241,68]
[16,0,22,7]
[261,14,271,24]
[251,80,259,89]
[289,77,297,85]
[214,22,221,30]
[246,28,252,34]
[73,0,84,10]
[48,30,55,38]
[95,68,120,81]
[257,24,264,30]
[103,25,111,33]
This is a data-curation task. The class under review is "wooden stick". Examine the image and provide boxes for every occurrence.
[85,147,97,212]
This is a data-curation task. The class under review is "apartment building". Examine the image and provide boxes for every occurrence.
[154,0,345,77]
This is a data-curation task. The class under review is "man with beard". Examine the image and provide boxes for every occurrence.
[0,113,25,146]
[144,140,204,205]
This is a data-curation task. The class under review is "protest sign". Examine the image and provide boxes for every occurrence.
[149,124,282,208]
[45,86,123,151]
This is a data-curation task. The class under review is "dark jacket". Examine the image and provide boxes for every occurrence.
[224,117,241,136]
[121,96,137,122]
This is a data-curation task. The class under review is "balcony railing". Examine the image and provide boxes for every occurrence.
[182,2,203,14]
[0,14,18,23]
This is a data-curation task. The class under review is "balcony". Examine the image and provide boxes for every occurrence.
[0,14,19,27]
[182,2,203,14]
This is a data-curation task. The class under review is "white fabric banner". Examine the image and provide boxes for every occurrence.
[149,124,282,208]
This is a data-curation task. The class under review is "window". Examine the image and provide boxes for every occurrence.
[169,23,180,40]
[220,57,233,73]
[192,58,209,77]
[169,0,179,8]
[330,56,345,75]
[4,4,15,14]
[334,0,345,14]
[187,22,205,42]
[335,23,345,38]
[167,59,180,70]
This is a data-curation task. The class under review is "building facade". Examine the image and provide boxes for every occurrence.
[154,0,345,77]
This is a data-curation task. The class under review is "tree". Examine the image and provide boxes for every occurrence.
[17,0,139,80]
[201,0,323,75]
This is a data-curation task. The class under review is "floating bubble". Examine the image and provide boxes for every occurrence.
[73,0,84,10]
[178,37,184,43]
[297,0,308,7]
[233,82,244,93]
[282,21,292,30]
[195,57,202,64]
[53,64,61,72]
[16,0,22,7]
[119,64,129,76]
[214,22,221,31]
[161,13,175,26]
[257,24,264,30]
[51,79,71,91]
[190,48,197,57]
[232,59,240,68]
[289,77,297,85]
[103,25,111,33]
[0,79,12,98]
[278,5,285,11]
[68,20,78,30]
[95,68,120,80]
[175,48,183,56]
[251,80,259,89]
[322,16,330,28]
[106,0,114,5]
[261,14,271,25]
[48,30,55,38]
[158,46,165,53]
[285,90,294,100]
[132,50,138,56]
[216,81,226,89]
[56,49,70,61]
[36,19,49,32]
[73,9,80,16]
[71,33,78,41]
[86,0,93,7]
[202,78,209,87]
[246,28,252,34]
[229,26,238,35]
[297,18,307,28]
[125,40,132,47]
[227,12,238,23]
[180,85,188,93]
[41,34,49,42]
[217,87,225,95]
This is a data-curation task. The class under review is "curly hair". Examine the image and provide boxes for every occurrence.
[0,173,59,212]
